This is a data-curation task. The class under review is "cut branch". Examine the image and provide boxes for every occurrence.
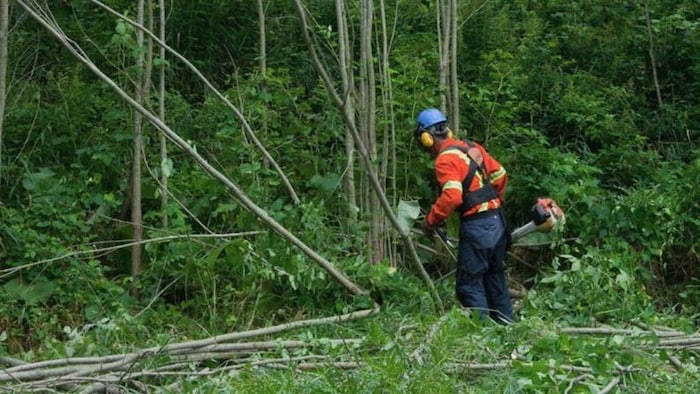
[0,308,376,384]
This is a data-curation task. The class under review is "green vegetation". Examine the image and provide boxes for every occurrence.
[1,0,698,392]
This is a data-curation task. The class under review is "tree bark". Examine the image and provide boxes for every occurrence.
[449,0,459,131]
[158,0,168,227]
[643,0,663,108]
[0,0,8,190]
[257,0,270,172]
[358,0,384,264]
[131,0,145,280]
[335,0,358,222]
[437,0,449,113]
[377,0,398,267]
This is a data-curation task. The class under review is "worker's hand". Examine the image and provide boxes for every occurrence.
[435,222,447,241]
[421,219,436,238]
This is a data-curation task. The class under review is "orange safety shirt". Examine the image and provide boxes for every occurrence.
[426,137,507,227]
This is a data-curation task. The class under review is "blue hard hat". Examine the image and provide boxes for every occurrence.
[415,108,447,132]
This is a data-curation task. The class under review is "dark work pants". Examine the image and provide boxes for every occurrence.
[455,212,514,324]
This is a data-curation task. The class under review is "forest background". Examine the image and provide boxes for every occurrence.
[0,0,699,392]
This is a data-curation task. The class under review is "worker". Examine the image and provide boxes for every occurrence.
[414,108,513,324]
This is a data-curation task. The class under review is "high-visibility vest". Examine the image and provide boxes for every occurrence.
[441,140,499,215]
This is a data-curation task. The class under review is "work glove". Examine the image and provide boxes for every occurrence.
[421,219,436,238]
[435,222,448,242]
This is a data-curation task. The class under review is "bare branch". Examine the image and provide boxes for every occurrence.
[410,313,450,365]
[0,307,376,385]
[560,327,697,338]
[599,377,621,394]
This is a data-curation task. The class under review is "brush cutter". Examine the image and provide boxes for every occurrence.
[510,198,565,243]
[434,198,565,248]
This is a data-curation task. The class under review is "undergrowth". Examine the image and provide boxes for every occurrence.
[2,150,698,392]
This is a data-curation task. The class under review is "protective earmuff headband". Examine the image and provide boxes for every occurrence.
[413,126,426,144]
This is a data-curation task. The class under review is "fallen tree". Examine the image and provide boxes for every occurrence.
[0,308,377,391]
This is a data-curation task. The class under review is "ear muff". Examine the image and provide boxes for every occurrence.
[419,131,434,148]
[417,127,453,149]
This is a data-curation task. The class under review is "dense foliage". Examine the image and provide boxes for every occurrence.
[0,0,698,392]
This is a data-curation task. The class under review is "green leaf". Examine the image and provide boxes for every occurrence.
[4,278,54,305]
[615,270,630,291]
[540,271,562,284]
[240,162,261,175]
[571,260,581,271]
[397,200,421,234]
[153,57,171,67]
[204,243,226,268]
[214,203,237,216]
[22,169,56,194]
[115,21,126,35]
[161,158,174,178]
[308,174,341,192]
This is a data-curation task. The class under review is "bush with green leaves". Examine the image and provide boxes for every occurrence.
[524,249,655,325]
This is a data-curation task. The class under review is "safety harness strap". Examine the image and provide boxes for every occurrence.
[442,141,499,214]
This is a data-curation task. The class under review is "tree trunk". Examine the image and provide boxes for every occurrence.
[449,0,459,131]
[438,0,459,129]
[0,0,8,189]
[335,0,358,222]
[158,0,168,227]
[257,0,266,85]
[643,0,663,108]
[377,0,397,267]
[257,0,270,171]
[358,0,384,264]
[131,0,146,280]
[438,0,450,113]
